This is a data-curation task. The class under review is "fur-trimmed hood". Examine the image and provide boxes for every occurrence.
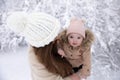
[57,29,95,49]
[81,29,95,48]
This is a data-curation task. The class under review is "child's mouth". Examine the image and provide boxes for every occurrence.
[73,43,77,45]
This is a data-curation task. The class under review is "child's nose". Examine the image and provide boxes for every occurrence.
[73,39,77,42]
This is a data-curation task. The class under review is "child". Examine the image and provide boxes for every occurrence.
[57,18,94,80]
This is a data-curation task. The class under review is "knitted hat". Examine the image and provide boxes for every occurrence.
[66,18,85,38]
[6,12,61,47]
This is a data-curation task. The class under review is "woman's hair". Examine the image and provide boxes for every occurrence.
[33,40,73,77]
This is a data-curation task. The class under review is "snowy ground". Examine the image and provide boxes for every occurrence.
[0,47,31,80]
[0,47,120,80]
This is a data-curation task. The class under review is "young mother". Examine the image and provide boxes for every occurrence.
[6,12,80,80]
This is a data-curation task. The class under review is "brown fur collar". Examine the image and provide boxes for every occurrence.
[81,29,95,48]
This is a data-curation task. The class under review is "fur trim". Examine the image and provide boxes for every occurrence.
[81,29,95,48]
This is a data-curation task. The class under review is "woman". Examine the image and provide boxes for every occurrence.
[6,12,80,80]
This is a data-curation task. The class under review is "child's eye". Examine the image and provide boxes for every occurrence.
[77,37,81,39]
[70,36,73,38]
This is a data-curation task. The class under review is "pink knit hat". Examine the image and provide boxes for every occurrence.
[66,18,85,38]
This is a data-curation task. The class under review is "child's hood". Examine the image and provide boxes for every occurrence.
[81,29,95,48]
[57,29,95,48]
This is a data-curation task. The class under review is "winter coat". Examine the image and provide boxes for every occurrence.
[28,46,72,80]
[57,29,94,77]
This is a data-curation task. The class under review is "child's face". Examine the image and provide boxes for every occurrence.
[67,33,83,48]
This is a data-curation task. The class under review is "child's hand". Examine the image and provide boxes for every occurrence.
[70,73,80,80]
[80,76,87,80]
[81,78,86,80]
[76,72,87,80]
[58,49,66,58]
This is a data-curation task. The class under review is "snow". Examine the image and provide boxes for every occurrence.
[0,47,31,80]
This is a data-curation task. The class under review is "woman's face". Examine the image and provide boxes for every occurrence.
[67,33,83,48]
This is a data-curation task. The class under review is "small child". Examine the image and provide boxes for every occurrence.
[57,18,94,79]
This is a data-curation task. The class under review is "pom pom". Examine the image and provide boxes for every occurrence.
[6,12,28,33]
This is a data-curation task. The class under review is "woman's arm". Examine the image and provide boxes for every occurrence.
[28,46,80,80]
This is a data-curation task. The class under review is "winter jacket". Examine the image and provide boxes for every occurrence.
[57,29,94,77]
[28,46,72,80]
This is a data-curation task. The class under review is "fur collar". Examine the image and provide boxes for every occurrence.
[81,29,94,48]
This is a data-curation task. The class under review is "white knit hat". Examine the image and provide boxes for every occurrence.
[6,12,61,47]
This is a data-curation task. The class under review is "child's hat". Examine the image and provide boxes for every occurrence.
[66,18,85,38]
[6,12,61,47]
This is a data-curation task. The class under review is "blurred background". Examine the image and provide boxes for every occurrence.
[0,0,120,80]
